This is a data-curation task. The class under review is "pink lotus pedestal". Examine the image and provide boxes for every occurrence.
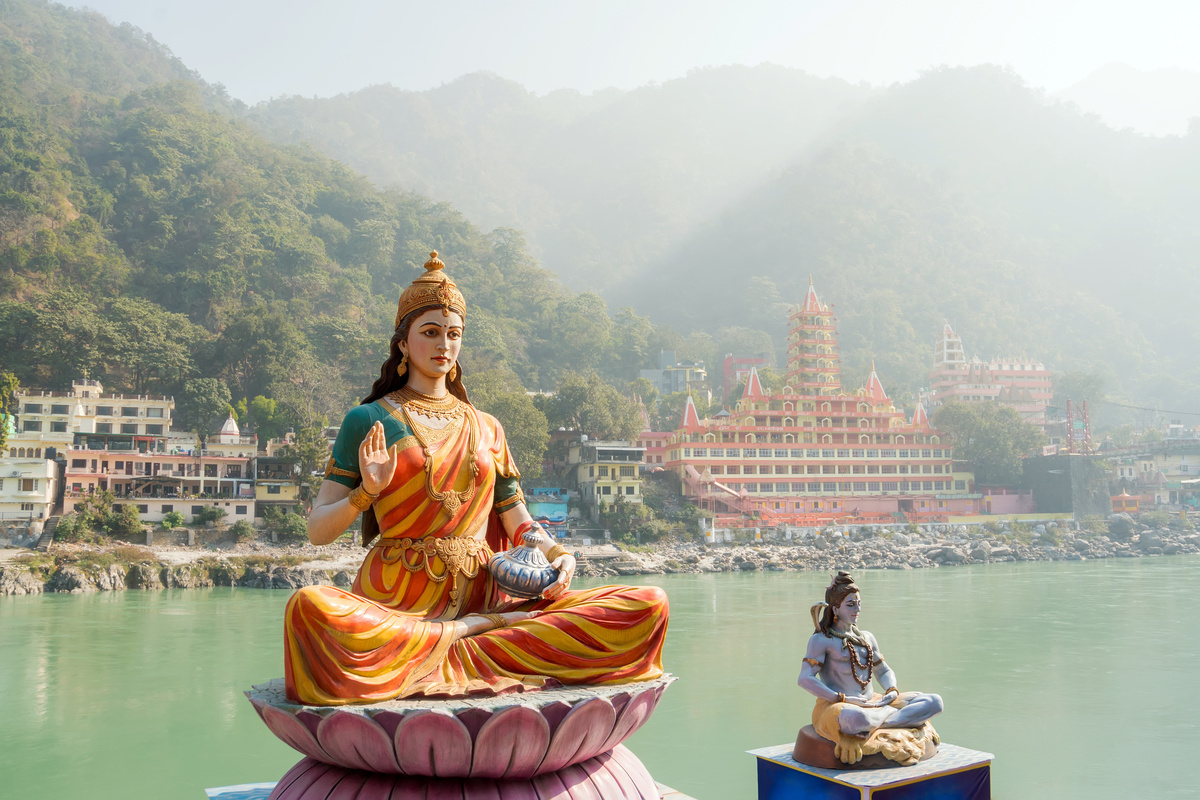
[246,676,674,799]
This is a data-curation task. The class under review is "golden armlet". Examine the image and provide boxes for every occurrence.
[348,484,377,511]
[545,544,569,562]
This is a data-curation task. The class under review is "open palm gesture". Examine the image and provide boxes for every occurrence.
[358,421,399,495]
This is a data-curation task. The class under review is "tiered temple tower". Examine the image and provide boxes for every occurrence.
[785,278,842,396]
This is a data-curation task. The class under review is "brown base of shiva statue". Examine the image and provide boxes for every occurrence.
[793,723,939,770]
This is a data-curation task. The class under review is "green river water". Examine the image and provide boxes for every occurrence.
[2,556,1198,799]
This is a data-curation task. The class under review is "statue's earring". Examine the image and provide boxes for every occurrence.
[449,362,459,382]
[397,352,408,378]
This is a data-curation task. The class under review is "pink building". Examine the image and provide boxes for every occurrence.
[928,324,1052,428]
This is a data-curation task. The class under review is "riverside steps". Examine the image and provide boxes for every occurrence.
[749,742,992,800]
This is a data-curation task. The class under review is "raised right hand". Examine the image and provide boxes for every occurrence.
[358,420,399,495]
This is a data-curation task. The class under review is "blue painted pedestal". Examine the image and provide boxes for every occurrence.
[748,742,992,800]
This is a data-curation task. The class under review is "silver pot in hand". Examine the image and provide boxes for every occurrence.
[488,528,560,599]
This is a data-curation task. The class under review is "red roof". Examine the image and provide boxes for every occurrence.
[742,366,766,399]
[911,402,930,428]
[801,276,823,313]
[678,394,702,431]
[864,362,888,403]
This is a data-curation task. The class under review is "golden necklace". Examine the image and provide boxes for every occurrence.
[400,402,479,517]
[389,385,462,422]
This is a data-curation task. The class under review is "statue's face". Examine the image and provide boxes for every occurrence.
[835,592,861,627]
[403,308,463,382]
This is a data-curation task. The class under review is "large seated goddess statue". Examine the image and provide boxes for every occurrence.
[797,571,943,767]
[284,252,668,706]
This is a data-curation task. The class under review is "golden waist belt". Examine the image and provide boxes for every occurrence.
[373,536,491,584]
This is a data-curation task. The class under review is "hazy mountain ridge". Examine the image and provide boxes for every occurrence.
[247,62,1200,413]
[1055,62,1200,137]
[248,66,874,289]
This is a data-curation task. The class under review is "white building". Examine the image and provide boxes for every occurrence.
[0,458,58,522]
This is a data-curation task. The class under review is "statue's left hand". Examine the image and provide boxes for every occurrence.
[543,553,576,600]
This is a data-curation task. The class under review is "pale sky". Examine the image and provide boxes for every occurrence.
[70,0,1200,105]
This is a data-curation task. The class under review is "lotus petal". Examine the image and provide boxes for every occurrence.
[470,706,550,779]
[537,698,616,773]
[318,712,401,773]
[262,705,330,763]
[395,709,473,777]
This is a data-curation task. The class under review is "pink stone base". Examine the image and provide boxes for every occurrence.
[269,745,661,799]
[247,676,674,779]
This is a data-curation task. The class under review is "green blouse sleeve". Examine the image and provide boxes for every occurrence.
[324,405,375,488]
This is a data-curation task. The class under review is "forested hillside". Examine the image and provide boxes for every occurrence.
[250,62,1200,417]
[0,0,673,475]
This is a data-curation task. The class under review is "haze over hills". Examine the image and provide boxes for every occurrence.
[4,0,1199,429]
[248,64,1200,415]
[1055,62,1200,137]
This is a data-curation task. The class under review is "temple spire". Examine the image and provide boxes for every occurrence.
[865,362,888,402]
[678,394,702,430]
[742,366,765,399]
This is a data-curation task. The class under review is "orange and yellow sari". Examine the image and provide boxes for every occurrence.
[284,401,668,706]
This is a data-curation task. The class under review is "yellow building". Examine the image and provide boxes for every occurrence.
[568,439,645,516]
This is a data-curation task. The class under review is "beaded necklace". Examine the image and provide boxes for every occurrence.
[829,625,874,691]
[399,401,479,517]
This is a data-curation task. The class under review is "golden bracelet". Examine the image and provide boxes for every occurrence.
[482,613,509,629]
[545,544,569,562]
[348,484,378,511]
[836,692,846,704]
[884,686,899,696]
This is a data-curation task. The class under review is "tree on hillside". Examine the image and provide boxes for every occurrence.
[537,372,643,442]
[175,378,232,433]
[0,371,19,453]
[467,368,549,479]
[932,401,1046,486]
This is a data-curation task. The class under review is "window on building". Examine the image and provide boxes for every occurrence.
[955,480,966,490]
[236,505,247,515]
[601,486,611,495]
[71,458,87,468]
[790,449,803,458]
[598,466,609,477]
[822,482,837,492]
[24,403,42,414]
[867,465,880,474]
[21,479,36,492]
[20,503,34,511]
[852,449,864,458]
[137,504,149,514]
[162,505,173,513]
[96,423,112,434]
[821,449,834,458]
[50,404,69,415]
[791,483,806,492]
[745,483,758,492]
[693,448,707,457]
[853,481,866,491]
[882,482,898,491]
[933,465,944,474]
[192,506,203,516]
[923,465,932,474]
[619,466,635,477]
[866,481,879,491]
[122,407,138,417]
[121,424,138,434]
[881,465,896,474]
[589,466,594,477]
[934,481,945,491]
[774,449,787,458]
[899,481,910,491]
[806,449,820,458]
[97,405,113,416]
[923,481,934,491]
[624,486,634,495]
[267,485,281,495]
[866,449,879,458]
[204,465,217,477]
[146,424,163,435]
[49,421,67,433]
[881,449,896,458]
[898,465,909,474]
[147,408,164,418]
[836,449,849,458]
[22,420,42,432]
[898,449,910,458]
[922,449,932,458]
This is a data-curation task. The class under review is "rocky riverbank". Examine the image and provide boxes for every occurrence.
[574,519,1200,578]
[2,518,1197,595]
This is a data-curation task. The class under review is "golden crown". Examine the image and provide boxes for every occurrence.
[394,251,467,329]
